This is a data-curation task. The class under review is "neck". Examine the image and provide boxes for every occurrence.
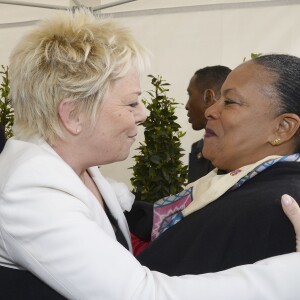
[50,136,88,177]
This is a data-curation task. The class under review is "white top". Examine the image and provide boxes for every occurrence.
[0,137,299,300]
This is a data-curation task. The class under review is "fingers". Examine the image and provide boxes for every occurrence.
[281,194,300,252]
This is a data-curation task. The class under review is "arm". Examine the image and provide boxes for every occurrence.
[281,194,300,251]
[141,195,300,299]
[1,155,300,300]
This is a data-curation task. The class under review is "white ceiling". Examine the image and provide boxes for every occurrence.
[0,0,134,11]
[0,0,282,12]
[0,0,291,25]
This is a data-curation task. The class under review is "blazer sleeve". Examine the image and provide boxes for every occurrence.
[1,155,300,300]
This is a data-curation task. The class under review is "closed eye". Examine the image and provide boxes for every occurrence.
[129,101,139,108]
[224,99,239,105]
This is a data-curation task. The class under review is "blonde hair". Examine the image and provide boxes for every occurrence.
[9,9,149,143]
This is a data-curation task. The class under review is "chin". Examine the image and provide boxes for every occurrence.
[118,151,131,162]
[201,149,209,159]
[192,125,203,131]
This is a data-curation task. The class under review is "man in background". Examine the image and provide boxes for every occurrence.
[0,125,6,153]
[186,65,231,182]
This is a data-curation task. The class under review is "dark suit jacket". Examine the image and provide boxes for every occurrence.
[188,139,214,183]
[0,125,6,153]
[137,162,300,275]
[0,266,66,300]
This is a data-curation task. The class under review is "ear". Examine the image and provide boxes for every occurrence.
[270,113,300,145]
[203,89,217,108]
[58,98,83,135]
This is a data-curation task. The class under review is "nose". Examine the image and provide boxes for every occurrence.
[205,99,221,120]
[185,98,190,110]
[136,101,148,125]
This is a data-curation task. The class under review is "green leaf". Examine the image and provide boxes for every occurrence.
[130,74,187,203]
[0,65,13,138]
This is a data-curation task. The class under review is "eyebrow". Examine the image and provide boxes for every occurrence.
[222,88,244,99]
[132,91,142,96]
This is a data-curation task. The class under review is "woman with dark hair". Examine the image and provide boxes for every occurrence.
[131,54,300,277]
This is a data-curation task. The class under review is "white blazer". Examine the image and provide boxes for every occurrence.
[0,137,299,300]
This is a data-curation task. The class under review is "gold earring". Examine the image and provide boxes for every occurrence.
[271,138,281,146]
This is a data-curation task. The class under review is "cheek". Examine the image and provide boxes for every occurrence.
[222,127,250,150]
[112,112,134,135]
[190,99,201,110]
[222,121,266,155]
[190,105,198,116]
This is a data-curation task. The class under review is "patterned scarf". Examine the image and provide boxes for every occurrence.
[151,154,300,241]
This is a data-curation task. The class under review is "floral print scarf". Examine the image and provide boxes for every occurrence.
[151,154,300,241]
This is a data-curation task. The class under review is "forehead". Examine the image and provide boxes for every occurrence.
[188,74,204,91]
[109,68,140,94]
[100,69,141,110]
[222,61,277,99]
[227,62,270,85]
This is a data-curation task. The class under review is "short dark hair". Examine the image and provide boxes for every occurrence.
[253,54,300,116]
[253,54,300,151]
[194,65,232,98]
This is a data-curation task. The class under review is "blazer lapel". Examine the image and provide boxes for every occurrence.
[88,167,133,252]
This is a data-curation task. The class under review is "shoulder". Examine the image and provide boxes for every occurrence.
[0,138,79,186]
[0,138,89,215]
[254,161,300,184]
[0,138,64,171]
[191,139,204,152]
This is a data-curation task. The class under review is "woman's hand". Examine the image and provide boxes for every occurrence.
[281,194,300,251]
